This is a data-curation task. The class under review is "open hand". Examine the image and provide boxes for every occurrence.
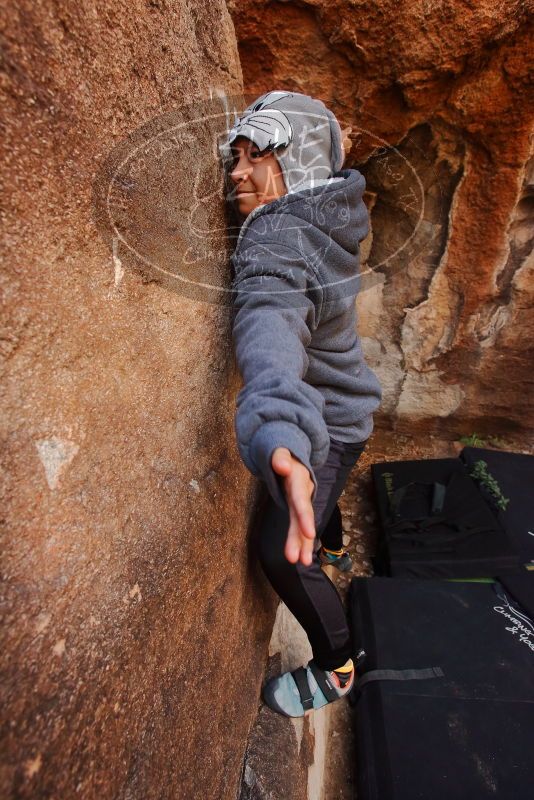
[271,447,317,567]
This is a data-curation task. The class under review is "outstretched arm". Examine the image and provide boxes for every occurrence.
[231,239,330,559]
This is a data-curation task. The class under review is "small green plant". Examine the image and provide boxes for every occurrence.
[459,432,487,447]
[469,460,510,511]
[459,432,509,449]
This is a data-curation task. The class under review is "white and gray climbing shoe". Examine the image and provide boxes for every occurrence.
[262,658,356,718]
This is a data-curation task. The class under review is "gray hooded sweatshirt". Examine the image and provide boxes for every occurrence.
[225,92,382,511]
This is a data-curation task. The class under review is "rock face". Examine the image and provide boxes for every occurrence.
[239,602,334,800]
[1,3,277,799]
[228,0,534,439]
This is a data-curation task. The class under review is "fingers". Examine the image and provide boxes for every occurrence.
[284,505,316,567]
[272,448,317,567]
[299,528,315,567]
[292,496,315,568]
[295,502,316,541]
[301,503,316,567]
[284,472,317,567]
[284,505,301,564]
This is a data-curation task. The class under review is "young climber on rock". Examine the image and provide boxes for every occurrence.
[220,90,382,717]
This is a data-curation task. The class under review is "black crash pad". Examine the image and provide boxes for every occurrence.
[371,457,520,578]
[348,575,534,800]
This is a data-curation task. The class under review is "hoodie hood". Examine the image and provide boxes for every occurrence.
[232,168,369,297]
[220,90,345,195]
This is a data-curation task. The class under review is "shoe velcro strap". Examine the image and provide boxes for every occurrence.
[291,667,314,711]
[308,660,340,703]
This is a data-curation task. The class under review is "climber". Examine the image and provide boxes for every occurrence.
[220,91,382,718]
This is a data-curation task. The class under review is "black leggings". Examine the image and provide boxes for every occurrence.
[256,436,367,671]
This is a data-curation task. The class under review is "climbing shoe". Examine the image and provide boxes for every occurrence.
[318,545,353,572]
[262,657,356,718]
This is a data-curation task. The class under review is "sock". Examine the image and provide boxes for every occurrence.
[322,545,344,557]
[331,657,354,688]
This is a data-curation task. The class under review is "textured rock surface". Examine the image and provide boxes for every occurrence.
[239,601,334,800]
[228,0,534,439]
[0,2,274,799]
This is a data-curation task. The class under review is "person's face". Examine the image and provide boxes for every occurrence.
[229,136,287,215]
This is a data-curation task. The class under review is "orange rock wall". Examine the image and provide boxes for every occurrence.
[1,2,273,798]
